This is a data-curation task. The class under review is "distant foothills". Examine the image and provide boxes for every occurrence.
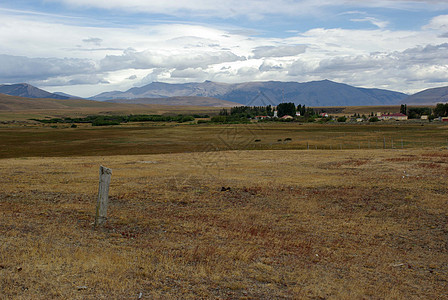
[1,80,448,107]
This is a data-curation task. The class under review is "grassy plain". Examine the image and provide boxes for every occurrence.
[0,118,447,299]
[1,149,447,299]
[0,94,221,121]
[1,122,448,159]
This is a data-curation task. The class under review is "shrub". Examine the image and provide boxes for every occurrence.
[337,116,347,123]
[92,119,120,126]
[369,117,379,122]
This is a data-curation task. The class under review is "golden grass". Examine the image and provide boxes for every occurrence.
[1,122,448,159]
[1,149,447,298]
[0,97,221,121]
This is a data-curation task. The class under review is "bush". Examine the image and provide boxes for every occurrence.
[337,116,347,123]
[92,119,120,126]
[369,117,379,122]
[70,124,77,128]
[178,116,195,123]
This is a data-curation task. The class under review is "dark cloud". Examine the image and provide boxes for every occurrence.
[32,74,109,86]
[82,37,103,46]
[171,68,207,79]
[287,43,448,89]
[0,54,97,83]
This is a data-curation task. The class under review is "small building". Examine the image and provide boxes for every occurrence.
[442,117,448,122]
[379,113,408,121]
[296,112,301,117]
[273,111,278,118]
[421,115,429,120]
[281,115,294,120]
[254,115,269,120]
[319,113,329,118]
[356,118,364,122]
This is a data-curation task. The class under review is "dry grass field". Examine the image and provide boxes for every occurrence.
[0,94,221,122]
[1,122,448,159]
[1,147,447,299]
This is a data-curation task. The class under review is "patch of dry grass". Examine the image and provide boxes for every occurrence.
[2,122,448,159]
[1,149,447,298]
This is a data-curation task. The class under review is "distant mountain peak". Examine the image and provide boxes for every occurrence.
[0,83,70,99]
[402,85,448,104]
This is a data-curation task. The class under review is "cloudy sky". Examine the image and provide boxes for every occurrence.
[1,0,448,97]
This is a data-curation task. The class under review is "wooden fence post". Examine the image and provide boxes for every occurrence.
[95,166,112,227]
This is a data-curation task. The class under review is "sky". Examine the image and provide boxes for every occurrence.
[1,1,448,97]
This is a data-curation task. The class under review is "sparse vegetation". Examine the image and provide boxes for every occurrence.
[0,149,447,298]
[1,107,448,298]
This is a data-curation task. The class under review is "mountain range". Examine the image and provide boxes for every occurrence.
[105,96,241,107]
[90,80,408,107]
[1,80,448,107]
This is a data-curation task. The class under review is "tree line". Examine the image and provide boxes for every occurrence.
[32,114,202,126]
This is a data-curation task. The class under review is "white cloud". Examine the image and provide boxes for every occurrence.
[99,49,246,71]
[2,6,448,97]
[350,17,389,29]
[424,14,448,30]
[252,45,307,58]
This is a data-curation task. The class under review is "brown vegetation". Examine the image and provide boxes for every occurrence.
[1,149,447,299]
[0,94,221,121]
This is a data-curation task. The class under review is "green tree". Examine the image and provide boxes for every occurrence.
[400,104,407,115]
[433,103,448,117]
[277,102,296,118]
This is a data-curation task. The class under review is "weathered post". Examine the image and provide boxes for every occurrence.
[383,137,386,149]
[95,166,112,227]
